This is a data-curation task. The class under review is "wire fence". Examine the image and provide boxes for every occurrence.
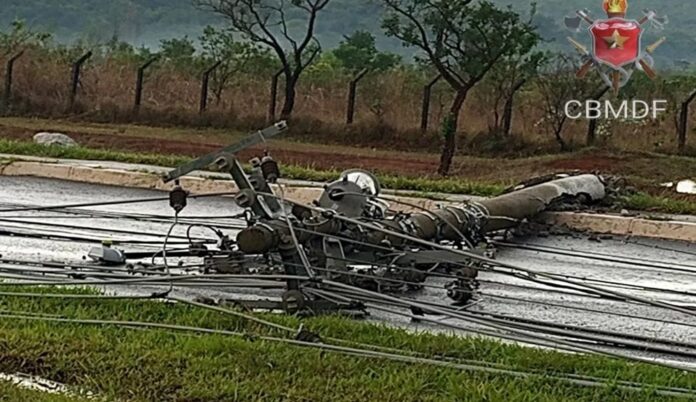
[1,50,695,153]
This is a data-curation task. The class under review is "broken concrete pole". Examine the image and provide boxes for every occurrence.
[480,174,606,232]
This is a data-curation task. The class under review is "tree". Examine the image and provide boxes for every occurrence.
[160,36,199,72]
[381,0,541,175]
[104,35,155,65]
[658,75,696,151]
[534,55,603,151]
[333,30,401,73]
[194,0,332,119]
[481,51,545,137]
[0,20,51,56]
[199,25,276,104]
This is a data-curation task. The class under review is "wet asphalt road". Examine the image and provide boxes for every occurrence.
[1,176,696,366]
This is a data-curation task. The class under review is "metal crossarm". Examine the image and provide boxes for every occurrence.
[163,121,288,183]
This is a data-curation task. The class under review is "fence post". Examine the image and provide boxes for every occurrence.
[346,68,369,125]
[421,74,442,133]
[2,50,24,113]
[200,60,222,114]
[133,56,159,113]
[268,68,284,123]
[586,87,609,146]
[67,51,93,112]
[678,89,696,153]
[501,79,526,136]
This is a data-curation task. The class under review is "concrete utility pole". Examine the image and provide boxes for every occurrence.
[236,174,606,253]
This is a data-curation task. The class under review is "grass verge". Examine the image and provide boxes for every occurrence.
[1,139,695,214]
[0,139,506,197]
[621,193,696,216]
[0,286,694,402]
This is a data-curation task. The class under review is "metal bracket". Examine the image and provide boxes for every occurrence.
[163,121,288,183]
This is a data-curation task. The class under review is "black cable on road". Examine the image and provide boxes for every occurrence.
[256,192,696,319]
[0,226,196,246]
[0,217,217,243]
[494,241,696,274]
[474,292,696,330]
[624,238,696,258]
[317,279,696,373]
[327,285,696,359]
[305,287,696,398]
[264,209,696,321]
[302,215,693,316]
[0,192,238,213]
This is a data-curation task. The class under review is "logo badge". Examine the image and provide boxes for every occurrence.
[591,19,641,68]
[564,0,668,93]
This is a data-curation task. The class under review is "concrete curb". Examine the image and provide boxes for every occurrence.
[1,156,694,242]
[0,159,451,213]
[540,212,696,243]
[1,160,242,194]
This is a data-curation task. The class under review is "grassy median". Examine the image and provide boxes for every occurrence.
[0,138,694,215]
[0,287,693,401]
[0,139,508,197]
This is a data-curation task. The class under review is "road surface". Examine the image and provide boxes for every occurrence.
[1,176,695,367]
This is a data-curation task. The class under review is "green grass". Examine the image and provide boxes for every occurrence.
[282,164,506,196]
[0,139,191,168]
[0,286,693,401]
[0,381,87,402]
[622,193,696,215]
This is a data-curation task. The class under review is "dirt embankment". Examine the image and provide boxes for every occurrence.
[1,123,693,193]
[0,125,445,176]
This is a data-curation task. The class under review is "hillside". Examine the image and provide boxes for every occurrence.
[1,0,695,65]
[0,0,391,50]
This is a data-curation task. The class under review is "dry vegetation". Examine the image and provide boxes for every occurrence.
[2,50,695,157]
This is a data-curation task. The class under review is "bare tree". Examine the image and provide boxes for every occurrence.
[195,0,330,118]
[381,0,540,175]
[199,26,273,104]
[535,55,602,151]
[483,51,544,137]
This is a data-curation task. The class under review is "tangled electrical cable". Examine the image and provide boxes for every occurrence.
[0,289,693,399]
[2,175,696,397]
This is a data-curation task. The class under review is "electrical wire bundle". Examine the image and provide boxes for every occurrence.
[0,186,696,398]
